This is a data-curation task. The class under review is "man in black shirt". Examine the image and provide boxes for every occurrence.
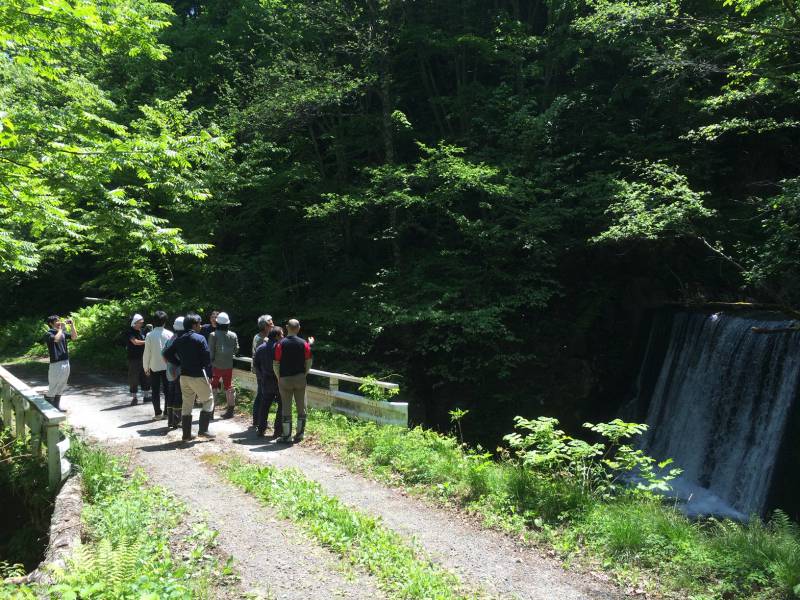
[273,319,313,443]
[43,315,78,410]
[200,310,219,341]
[127,314,151,406]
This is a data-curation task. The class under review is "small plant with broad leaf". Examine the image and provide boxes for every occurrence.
[358,375,400,403]
[503,417,681,501]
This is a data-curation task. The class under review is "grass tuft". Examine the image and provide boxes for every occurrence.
[221,457,477,600]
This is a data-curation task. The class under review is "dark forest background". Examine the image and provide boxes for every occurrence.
[2,0,800,443]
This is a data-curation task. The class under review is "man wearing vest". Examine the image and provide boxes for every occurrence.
[273,319,312,443]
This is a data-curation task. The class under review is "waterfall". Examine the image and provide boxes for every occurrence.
[638,311,800,519]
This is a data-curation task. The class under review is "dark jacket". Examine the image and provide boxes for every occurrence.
[254,339,279,390]
[163,331,211,377]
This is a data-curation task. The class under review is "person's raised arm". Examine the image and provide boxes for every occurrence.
[67,318,77,340]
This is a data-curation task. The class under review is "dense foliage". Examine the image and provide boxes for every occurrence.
[0,437,226,599]
[308,409,800,599]
[3,0,799,434]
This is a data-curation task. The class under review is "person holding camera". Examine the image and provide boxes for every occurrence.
[43,315,77,411]
[127,314,152,406]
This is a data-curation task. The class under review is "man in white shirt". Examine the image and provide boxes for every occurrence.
[143,310,174,420]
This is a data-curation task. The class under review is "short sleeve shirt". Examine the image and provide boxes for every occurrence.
[44,328,71,363]
[127,328,145,359]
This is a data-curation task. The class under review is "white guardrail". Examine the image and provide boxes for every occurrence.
[0,365,70,490]
[232,357,408,427]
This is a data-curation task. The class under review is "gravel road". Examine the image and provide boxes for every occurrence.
[11,364,622,600]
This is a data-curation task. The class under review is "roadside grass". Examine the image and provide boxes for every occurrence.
[304,409,800,600]
[214,455,480,600]
[0,437,231,599]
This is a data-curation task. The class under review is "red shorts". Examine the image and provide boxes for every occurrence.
[211,367,233,390]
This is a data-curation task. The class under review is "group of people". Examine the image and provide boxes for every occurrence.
[43,309,313,444]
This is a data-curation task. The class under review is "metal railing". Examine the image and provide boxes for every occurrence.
[232,356,407,427]
[0,365,70,491]
[233,356,400,391]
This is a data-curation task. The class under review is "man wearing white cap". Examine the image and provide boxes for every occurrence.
[162,316,185,429]
[209,312,239,419]
[127,314,151,406]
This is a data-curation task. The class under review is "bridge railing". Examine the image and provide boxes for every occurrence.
[0,365,70,491]
[232,357,408,427]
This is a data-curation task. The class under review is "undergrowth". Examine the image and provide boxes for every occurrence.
[0,437,226,599]
[306,409,800,600]
[219,456,476,600]
[0,430,52,574]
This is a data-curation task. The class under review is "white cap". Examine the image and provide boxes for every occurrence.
[173,316,184,331]
[216,312,230,325]
[131,313,144,327]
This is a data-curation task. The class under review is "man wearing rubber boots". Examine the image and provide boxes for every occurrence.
[273,318,312,443]
[209,311,239,419]
[163,313,215,442]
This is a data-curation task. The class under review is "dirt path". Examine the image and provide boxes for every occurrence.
[12,364,621,600]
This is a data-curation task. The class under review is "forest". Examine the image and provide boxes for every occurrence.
[2,0,800,441]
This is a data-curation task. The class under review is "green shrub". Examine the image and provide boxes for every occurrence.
[306,409,800,600]
[0,317,47,361]
[711,511,800,597]
[0,430,52,571]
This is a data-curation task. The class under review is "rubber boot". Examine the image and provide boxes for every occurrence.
[130,394,138,406]
[44,395,55,409]
[223,388,235,418]
[293,416,306,443]
[171,409,182,430]
[198,410,215,438]
[277,416,292,443]
[53,395,64,412]
[181,415,193,442]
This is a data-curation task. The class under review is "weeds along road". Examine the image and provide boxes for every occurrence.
[11,363,621,600]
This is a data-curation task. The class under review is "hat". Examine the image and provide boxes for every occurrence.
[131,313,144,327]
[216,312,230,325]
[173,316,185,331]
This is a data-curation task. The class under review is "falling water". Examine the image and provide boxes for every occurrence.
[638,311,800,519]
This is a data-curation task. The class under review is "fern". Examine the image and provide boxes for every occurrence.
[53,536,144,595]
